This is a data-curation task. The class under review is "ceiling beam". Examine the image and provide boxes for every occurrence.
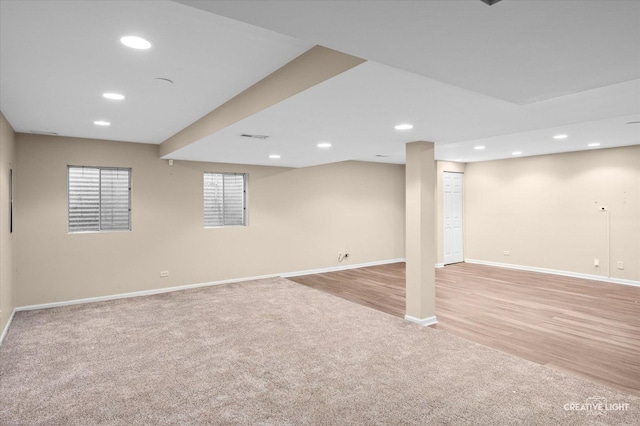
[159,45,365,158]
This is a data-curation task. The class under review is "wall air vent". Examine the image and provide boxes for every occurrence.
[240,134,269,139]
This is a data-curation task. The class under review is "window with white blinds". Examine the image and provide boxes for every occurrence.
[204,172,246,227]
[68,166,131,233]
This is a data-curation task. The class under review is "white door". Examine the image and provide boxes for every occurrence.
[443,172,464,265]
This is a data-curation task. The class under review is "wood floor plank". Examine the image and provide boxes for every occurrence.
[288,262,640,397]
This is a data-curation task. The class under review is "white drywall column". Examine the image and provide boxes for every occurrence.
[405,141,437,326]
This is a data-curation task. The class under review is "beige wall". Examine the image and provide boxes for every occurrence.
[15,134,405,306]
[13,130,636,312]
[0,113,16,333]
[465,146,640,281]
[436,161,466,265]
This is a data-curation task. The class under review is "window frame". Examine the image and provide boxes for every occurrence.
[67,165,132,234]
[203,172,248,228]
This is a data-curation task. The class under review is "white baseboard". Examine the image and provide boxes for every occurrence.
[16,273,281,312]
[0,309,17,346]
[281,258,406,278]
[435,263,445,268]
[405,315,438,327]
[464,259,640,288]
[16,258,408,313]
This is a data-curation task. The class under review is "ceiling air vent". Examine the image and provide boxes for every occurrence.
[30,130,58,136]
[240,134,269,140]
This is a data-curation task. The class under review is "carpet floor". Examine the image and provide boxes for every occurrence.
[1,277,638,425]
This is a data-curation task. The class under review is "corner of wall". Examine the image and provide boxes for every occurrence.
[0,111,17,341]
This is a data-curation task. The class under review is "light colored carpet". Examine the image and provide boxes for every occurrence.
[1,277,638,425]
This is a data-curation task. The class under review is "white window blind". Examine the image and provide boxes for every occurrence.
[68,166,131,233]
[204,172,246,227]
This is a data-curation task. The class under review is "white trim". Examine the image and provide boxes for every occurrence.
[280,258,406,278]
[0,309,17,346]
[16,273,280,312]
[15,258,408,313]
[405,315,438,327]
[464,259,640,288]
[435,263,445,268]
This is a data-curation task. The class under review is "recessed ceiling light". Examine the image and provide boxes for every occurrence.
[553,134,568,140]
[93,120,110,126]
[120,36,151,50]
[512,151,523,155]
[103,92,125,100]
[394,124,413,130]
[474,146,485,150]
[588,143,601,147]
[269,154,281,159]
[317,142,332,148]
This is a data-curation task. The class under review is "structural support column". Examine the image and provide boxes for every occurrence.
[405,141,437,326]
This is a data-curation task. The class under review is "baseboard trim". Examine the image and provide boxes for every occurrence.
[281,258,406,278]
[464,259,640,288]
[16,258,408,313]
[0,309,17,346]
[435,263,445,268]
[16,273,280,312]
[405,315,438,327]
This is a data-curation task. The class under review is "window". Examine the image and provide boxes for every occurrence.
[68,166,131,233]
[204,172,246,227]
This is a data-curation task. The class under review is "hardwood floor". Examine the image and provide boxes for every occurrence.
[288,262,406,318]
[288,262,640,397]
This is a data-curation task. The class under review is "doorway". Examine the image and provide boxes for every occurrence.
[443,171,464,265]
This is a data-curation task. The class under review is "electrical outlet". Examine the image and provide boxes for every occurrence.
[617,261,624,270]
[337,252,350,262]
[160,271,169,277]
[594,259,599,267]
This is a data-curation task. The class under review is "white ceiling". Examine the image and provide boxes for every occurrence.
[0,0,310,143]
[179,0,640,105]
[1,0,639,167]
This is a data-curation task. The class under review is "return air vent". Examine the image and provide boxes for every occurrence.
[240,134,269,139]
